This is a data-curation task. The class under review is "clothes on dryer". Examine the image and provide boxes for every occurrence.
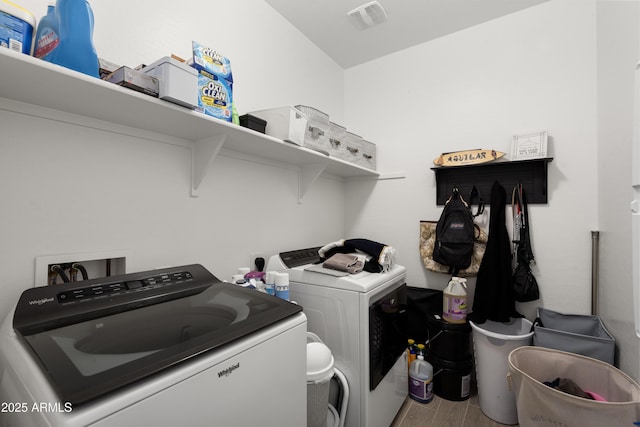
[323,253,365,274]
[318,238,397,272]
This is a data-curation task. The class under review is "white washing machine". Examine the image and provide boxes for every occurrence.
[0,264,307,427]
[267,248,408,427]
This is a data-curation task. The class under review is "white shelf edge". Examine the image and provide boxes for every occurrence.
[0,48,381,199]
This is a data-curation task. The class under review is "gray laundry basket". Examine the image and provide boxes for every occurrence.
[508,346,640,427]
[532,307,615,365]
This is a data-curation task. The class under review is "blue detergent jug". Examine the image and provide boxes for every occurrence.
[34,2,59,60]
[49,0,98,77]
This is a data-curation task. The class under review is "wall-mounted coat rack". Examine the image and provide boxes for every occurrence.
[431,158,553,205]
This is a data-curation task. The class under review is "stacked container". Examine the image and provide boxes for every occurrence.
[422,277,472,401]
[247,105,377,170]
[295,105,331,155]
[328,121,347,158]
[426,313,473,401]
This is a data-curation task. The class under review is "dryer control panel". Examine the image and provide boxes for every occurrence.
[278,247,321,268]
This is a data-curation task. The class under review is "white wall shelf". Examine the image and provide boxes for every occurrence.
[0,48,379,200]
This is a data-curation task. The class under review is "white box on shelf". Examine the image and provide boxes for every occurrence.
[249,106,308,146]
[143,56,198,109]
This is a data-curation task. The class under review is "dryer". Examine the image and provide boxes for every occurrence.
[0,264,307,427]
[267,247,408,427]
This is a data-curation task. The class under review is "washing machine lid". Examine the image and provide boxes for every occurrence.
[12,264,302,406]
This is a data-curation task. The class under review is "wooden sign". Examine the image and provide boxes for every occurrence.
[433,149,505,167]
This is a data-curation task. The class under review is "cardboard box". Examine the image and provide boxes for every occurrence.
[143,56,198,109]
[99,58,120,80]
[105,66,159,97]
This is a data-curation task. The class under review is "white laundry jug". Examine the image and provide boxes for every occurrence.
[443,277,467,324]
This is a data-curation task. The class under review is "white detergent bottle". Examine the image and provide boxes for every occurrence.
[408,353,433,404]
[443,277,467,324]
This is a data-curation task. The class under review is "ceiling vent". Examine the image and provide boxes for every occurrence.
[347,1,387,30]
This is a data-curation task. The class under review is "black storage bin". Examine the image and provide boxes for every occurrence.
[427,354,473,401]
[407,287,442,344]
[239,114,267,134]
[426,313,472,362]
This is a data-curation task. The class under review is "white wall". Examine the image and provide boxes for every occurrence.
[344,0,640,379]
[5,0,639,381]
[0,0,347,318]
[596,0,640,380]
[345,0,599,321]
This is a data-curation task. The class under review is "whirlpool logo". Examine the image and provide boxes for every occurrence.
[218,362,239,378]
[28,297,54,306]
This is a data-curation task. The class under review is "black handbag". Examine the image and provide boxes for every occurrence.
[512,184,540,302]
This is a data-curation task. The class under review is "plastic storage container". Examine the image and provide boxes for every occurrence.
[249,106,308,146]
[509,346,640,426]
[426,312,471,361]
[33,1,58,60]
[142,56,198,109]
[295,105,331,155]
[532,307,615,364]
[443,277,467,324]
[49,0,99,77]
[427,354,472,401]
[0,0,35,54]
[275,272,289,301]
[470,318,533,425]
[328,122,346,158]
[357,138,377,170]
[341,131,363,165]
[307,341,335,427]
[406,338,417,368]
[239,114,267,134]
[408,354,433,404]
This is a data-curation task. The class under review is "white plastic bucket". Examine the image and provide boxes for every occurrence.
[307,341,334,427]
[470,318,533,425]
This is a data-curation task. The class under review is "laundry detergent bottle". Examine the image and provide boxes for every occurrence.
[49,0,99,77]
[34,1,58,60]
[408,352,433,404]
[443,277,467,324]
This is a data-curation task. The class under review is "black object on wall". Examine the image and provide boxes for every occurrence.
[432,158,553,205]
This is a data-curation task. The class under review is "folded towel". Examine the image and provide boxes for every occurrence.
[318,238,397,273]
[323,253,364,274]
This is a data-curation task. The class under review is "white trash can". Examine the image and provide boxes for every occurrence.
[470,318,534,425]
[307,341,335,427]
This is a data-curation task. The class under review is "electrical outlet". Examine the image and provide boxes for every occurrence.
[249,253,266,272]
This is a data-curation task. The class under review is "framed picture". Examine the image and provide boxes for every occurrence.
[511,131,548,160]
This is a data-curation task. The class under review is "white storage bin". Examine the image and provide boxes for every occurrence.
[143,57,198,109]
[341,132,363,165]
[357,139,377,170]
[249,106,308,146]
[328,122,347,158]
[307,341,334,427]
[470,318,534,425]
[295,105,331,155]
